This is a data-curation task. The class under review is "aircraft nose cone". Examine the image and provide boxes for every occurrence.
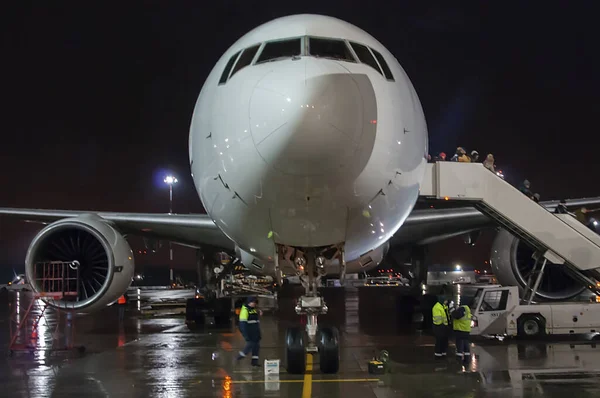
[249,58,377,180]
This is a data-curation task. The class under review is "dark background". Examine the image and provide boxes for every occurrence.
[1,2,598,278]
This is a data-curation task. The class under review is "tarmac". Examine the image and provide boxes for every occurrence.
[2,289,600,397]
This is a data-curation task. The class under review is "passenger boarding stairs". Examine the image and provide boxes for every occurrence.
[420,162,600,298]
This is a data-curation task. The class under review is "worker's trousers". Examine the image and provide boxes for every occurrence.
[432,324,448,357]
[239,340,260,364]
[454,330,471,360]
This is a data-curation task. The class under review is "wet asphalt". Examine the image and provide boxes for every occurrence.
[2,288,600,397]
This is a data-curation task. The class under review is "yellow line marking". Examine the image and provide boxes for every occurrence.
[312,379,380,383]
[302,353,313,398]
[230,378,380,384]
[233,370,288,374]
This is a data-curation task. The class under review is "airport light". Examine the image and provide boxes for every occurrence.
[455,264,462,271]
[164,175,178,213]
[164,174,178,282]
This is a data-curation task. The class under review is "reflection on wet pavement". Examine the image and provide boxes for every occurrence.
[1,289,600,397]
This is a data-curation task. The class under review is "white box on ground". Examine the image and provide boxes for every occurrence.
[264,359,280,375]
[264,374,280,391]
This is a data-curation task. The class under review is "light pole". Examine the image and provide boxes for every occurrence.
[164,175,178,283]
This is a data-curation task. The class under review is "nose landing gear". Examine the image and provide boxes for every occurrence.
[284,250,340,374]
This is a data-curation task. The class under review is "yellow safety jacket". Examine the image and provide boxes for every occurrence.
[432,302,448,326]
[239,305,261,341]
[453,305,472,333]
[443,304,450,324]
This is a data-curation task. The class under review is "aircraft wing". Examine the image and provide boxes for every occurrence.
[1,196,600,251]
[0,208,234,251]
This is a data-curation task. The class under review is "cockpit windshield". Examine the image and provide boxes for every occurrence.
[255,38,302,64]
[218,36,394,86]
[308,37,356,62]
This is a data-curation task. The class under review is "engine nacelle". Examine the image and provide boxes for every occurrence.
[490,228,585,301]
[24,214,135,313]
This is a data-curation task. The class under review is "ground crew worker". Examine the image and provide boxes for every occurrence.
[431,296,449,359]
[117,294,126,320]
[451,303,472,363]
[236,296,262,366]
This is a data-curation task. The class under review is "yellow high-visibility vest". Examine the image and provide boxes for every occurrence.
[432,302,448,326]
[453,305,472,332]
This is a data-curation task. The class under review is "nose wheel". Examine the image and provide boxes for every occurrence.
[283,249,340,374]
[285,326,340,374]
[318,326,340,373]
[285,327,307,374]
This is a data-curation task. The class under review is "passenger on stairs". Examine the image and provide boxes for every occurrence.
[434,152,447,161]
[469,150,480,162]
[458,150,471,163]
[554,199,571,215]
[574,207,589,224]
[483,154,495,172]
[519,180,533,198]
[451,147,470,162]
[532,193,540,203]
[571,207,600,232]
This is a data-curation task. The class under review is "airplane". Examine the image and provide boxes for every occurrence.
[1,14,600,374]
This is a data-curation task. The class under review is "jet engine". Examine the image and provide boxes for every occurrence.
[24,214,135,313]
[490,228,585,301]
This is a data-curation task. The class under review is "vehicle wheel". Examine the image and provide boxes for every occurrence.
[518,315,545,338]
[186,321,198,331]
[186,298,206,328]
[286,327,306,374]
[318,326,340,374]
[213,298,232,327]
[186,298,200,321]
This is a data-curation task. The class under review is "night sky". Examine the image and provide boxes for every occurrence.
[1,2,599,272]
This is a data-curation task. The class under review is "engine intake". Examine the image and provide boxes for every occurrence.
[490,228,585,301]
[25,214,135,313]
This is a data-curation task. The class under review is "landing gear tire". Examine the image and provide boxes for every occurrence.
[318,326,340,374]
[286,327,306,374]
[518,315,545,338]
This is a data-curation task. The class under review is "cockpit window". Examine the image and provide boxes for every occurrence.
[349,42,383,76]
[255,38,302,64]
[371,49,395,81]
[219,51,240,85]
[230,44,260,78]
[308,37,356,62]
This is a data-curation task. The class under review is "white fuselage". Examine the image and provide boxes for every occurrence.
[189,15,428,270]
